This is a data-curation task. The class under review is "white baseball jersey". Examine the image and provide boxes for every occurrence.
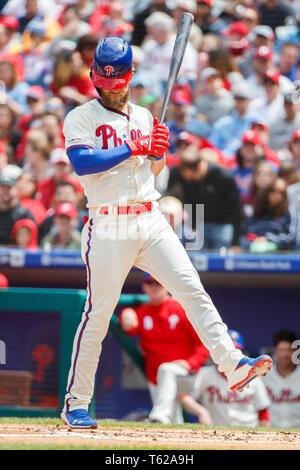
[263,365,300,428]
[192,365,270,427]
[63,98,161,208]
[62,97,243,414]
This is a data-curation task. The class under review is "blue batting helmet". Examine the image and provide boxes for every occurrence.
[228,330,245,350]
[91,37,133,90]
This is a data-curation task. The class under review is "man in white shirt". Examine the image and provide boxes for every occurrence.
[140,12,198,84]
[263,329,300,428]
[249,70,286,125]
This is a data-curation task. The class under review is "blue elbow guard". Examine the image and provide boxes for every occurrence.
[67,145,132,176]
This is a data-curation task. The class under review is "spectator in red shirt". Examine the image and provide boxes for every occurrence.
[119,273,209,424]
[14,172,47,225]
[38,179,85,243]
[10,217,38,249]
[36,148,83,209]
[50,49,97,106]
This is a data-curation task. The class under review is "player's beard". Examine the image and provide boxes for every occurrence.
[100,87,130,111]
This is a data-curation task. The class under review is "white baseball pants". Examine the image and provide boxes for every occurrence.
[148,362,190,424]
[64,206,243,412]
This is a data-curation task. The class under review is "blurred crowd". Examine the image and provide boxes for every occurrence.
[1,0,300,252]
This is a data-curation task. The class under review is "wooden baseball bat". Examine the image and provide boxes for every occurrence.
[148,12,194,160]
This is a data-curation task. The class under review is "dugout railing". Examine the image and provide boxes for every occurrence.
[0,288,147,418]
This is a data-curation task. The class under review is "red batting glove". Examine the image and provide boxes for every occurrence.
[152,117,169,141]
[125,125,170,159]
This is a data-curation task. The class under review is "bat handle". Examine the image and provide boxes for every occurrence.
[147,111,167,161]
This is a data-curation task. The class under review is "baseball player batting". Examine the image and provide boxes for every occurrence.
[61,37,272,429]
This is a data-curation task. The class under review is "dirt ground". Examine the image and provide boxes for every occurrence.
[0,422,300,450]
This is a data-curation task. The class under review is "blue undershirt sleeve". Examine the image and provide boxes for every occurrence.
[66,144,132,176]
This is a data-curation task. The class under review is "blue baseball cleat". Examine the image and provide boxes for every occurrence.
[228,355,273,392]
[61,409,98,429]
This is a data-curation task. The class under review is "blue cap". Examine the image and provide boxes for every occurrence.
[91,37,133,90]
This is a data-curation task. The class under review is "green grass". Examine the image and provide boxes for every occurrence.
[0,417,299,433]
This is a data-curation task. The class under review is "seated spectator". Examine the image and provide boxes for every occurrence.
[0,59,30,116]
[250,70,285,125]
[278,161,300,187]
[36,147,83,209]
[50,49,96,107]
[40,202,81,250]
[18,85,47,134]
[10,217,38,249]
[243,161,277,217]
[76,33,98,67]
[166,88,193,154]
[14,85,48,161]
[171,0,202,51]
[246,45,275,100]
[251,120,281,166]
[130,0,172,47]
[0,173,35,246]
[167,143,243,250]
[22,129,51,181]
[179,330,271,427]
[288,130,300,172]
[221,21,250,60]
[207,47,244,91]
[41,113,65,151]
[275,11,300,53]
[210,81,260,158]
[239,7,259,33]
[45,96,66,122]
[240,177,296,252]
[263,330,300,428]
[0,15,21,54]
[98,1,133,39]
[269,93,300,152]
[238,25,275,78]
[258,0,294,31]
[195,67,234,127]
[175,130,226,168]
[58,3,91,40]
[130,72,152,107]
[14,172,47,225]
[230,130,278,207]
[0,140,22,181]
[195,0,226,35]
[0,103,22,156]
[38,180,82,242]
[277,42,299,82]
[119,273,209,424]
[22,17,53,88]
[140,12,197,86]
[18,0,43,33]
